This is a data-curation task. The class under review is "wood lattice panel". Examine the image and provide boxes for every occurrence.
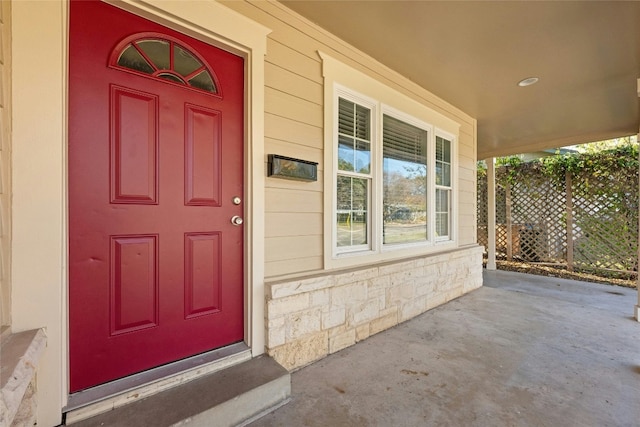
[508,164,566,263]
[571,165,638,274]
[477,158,638,278]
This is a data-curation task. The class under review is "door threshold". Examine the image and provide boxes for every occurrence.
[64,342,250,423]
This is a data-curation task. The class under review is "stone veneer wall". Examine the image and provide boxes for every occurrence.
[265,246,484,370]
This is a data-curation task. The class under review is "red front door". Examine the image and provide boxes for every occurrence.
[69,1,244,392]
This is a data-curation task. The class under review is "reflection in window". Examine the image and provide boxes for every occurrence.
[189,70,216,93]
[337,176,368,247]
[435,136,452,238]
[137,40,170,70]
[118,45,155,74]
[115,37,218,94]
[336,97,372,251]
[174,45,203,77]
[436,188,449,237]
[383,115,428,245]
[338,98,371,174]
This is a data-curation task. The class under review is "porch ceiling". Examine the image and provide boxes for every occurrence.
[280,1,640,159]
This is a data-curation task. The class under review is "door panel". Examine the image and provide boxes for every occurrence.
[110,86,159,204]
[69,0,244,392]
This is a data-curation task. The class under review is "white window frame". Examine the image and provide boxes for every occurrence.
[334,88,378,256]
[321,51,460,270]
[434,131,456,242]
[380,106,433,251]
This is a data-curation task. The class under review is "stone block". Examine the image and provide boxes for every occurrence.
[286,308,322,341]
[10,380,37,427]
[335,267,378,286]
[415,281,435,297]
[388,270,410,287]
[445,286,464,302]
[322,307,346,330]
[327,324,348,338]
[378,260,416,276]
[269,275,334,299]
[350,299,380,325]
[267,293,310,317]
[369,275,390,289]
[355,324,370,342]
[267,316,285,328]
[269,331,329,371]
[426,292,447,310]
[309,289,330,307]
[368,287,386,310]
[370,310,398,335]
[331,282,367,306]
[267,325,286,348]
[399,296,427,322]
[386,283,414,305]
[329,329,356,354]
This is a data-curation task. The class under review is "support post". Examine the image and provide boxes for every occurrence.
[566,171,574,272]
[506,180,512,261]
[636,79,640,321]
[486,158,497,270]
[636,128,640,321]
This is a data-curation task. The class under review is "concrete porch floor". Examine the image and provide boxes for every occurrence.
[251,270,640,427]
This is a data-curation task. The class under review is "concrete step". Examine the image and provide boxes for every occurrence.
[65,355,291,427]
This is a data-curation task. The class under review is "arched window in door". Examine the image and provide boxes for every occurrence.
[110,33,221,96]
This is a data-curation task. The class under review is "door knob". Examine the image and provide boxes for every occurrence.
[231,216,243,226]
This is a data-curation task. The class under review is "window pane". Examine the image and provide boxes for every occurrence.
[174,44,203,77]
[436,189,450,237]
[436,213,449,237]
[338,98,371,174]
[355,140,370,174]
[436,136,451,163]
[337,176,368,247]
[338,98,355,136]
[383,115,428,244]
[442,163,451,187]
[436,188,449,212]
[188,70,217,93]
[157,72,185,84]
[338,136,355,171]
[136,40,170,70]
[354,104,370,140]
[118,44,155,74]
[436,136,451,187]
[436,163,451,187]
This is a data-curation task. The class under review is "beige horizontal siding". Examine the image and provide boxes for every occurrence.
[265,187,322,213]
[221,0,479,278]
[265,62,322,103]
[265,212,323,238]
[266,39,322,84]
[265,256,323,277]
[265,235,323,262]
[265,113,323,149]
[458,167,476,183]
[265,87,322,127]
[459,225,476,246]
[265,171,323,194]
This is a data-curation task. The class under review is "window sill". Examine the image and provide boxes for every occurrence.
[329,240,458,270]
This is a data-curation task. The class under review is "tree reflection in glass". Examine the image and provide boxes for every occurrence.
[383,115,428,244]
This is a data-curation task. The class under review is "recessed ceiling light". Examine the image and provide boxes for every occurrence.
[518,77,539,87]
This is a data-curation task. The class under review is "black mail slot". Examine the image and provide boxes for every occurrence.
[268,154,318,182]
